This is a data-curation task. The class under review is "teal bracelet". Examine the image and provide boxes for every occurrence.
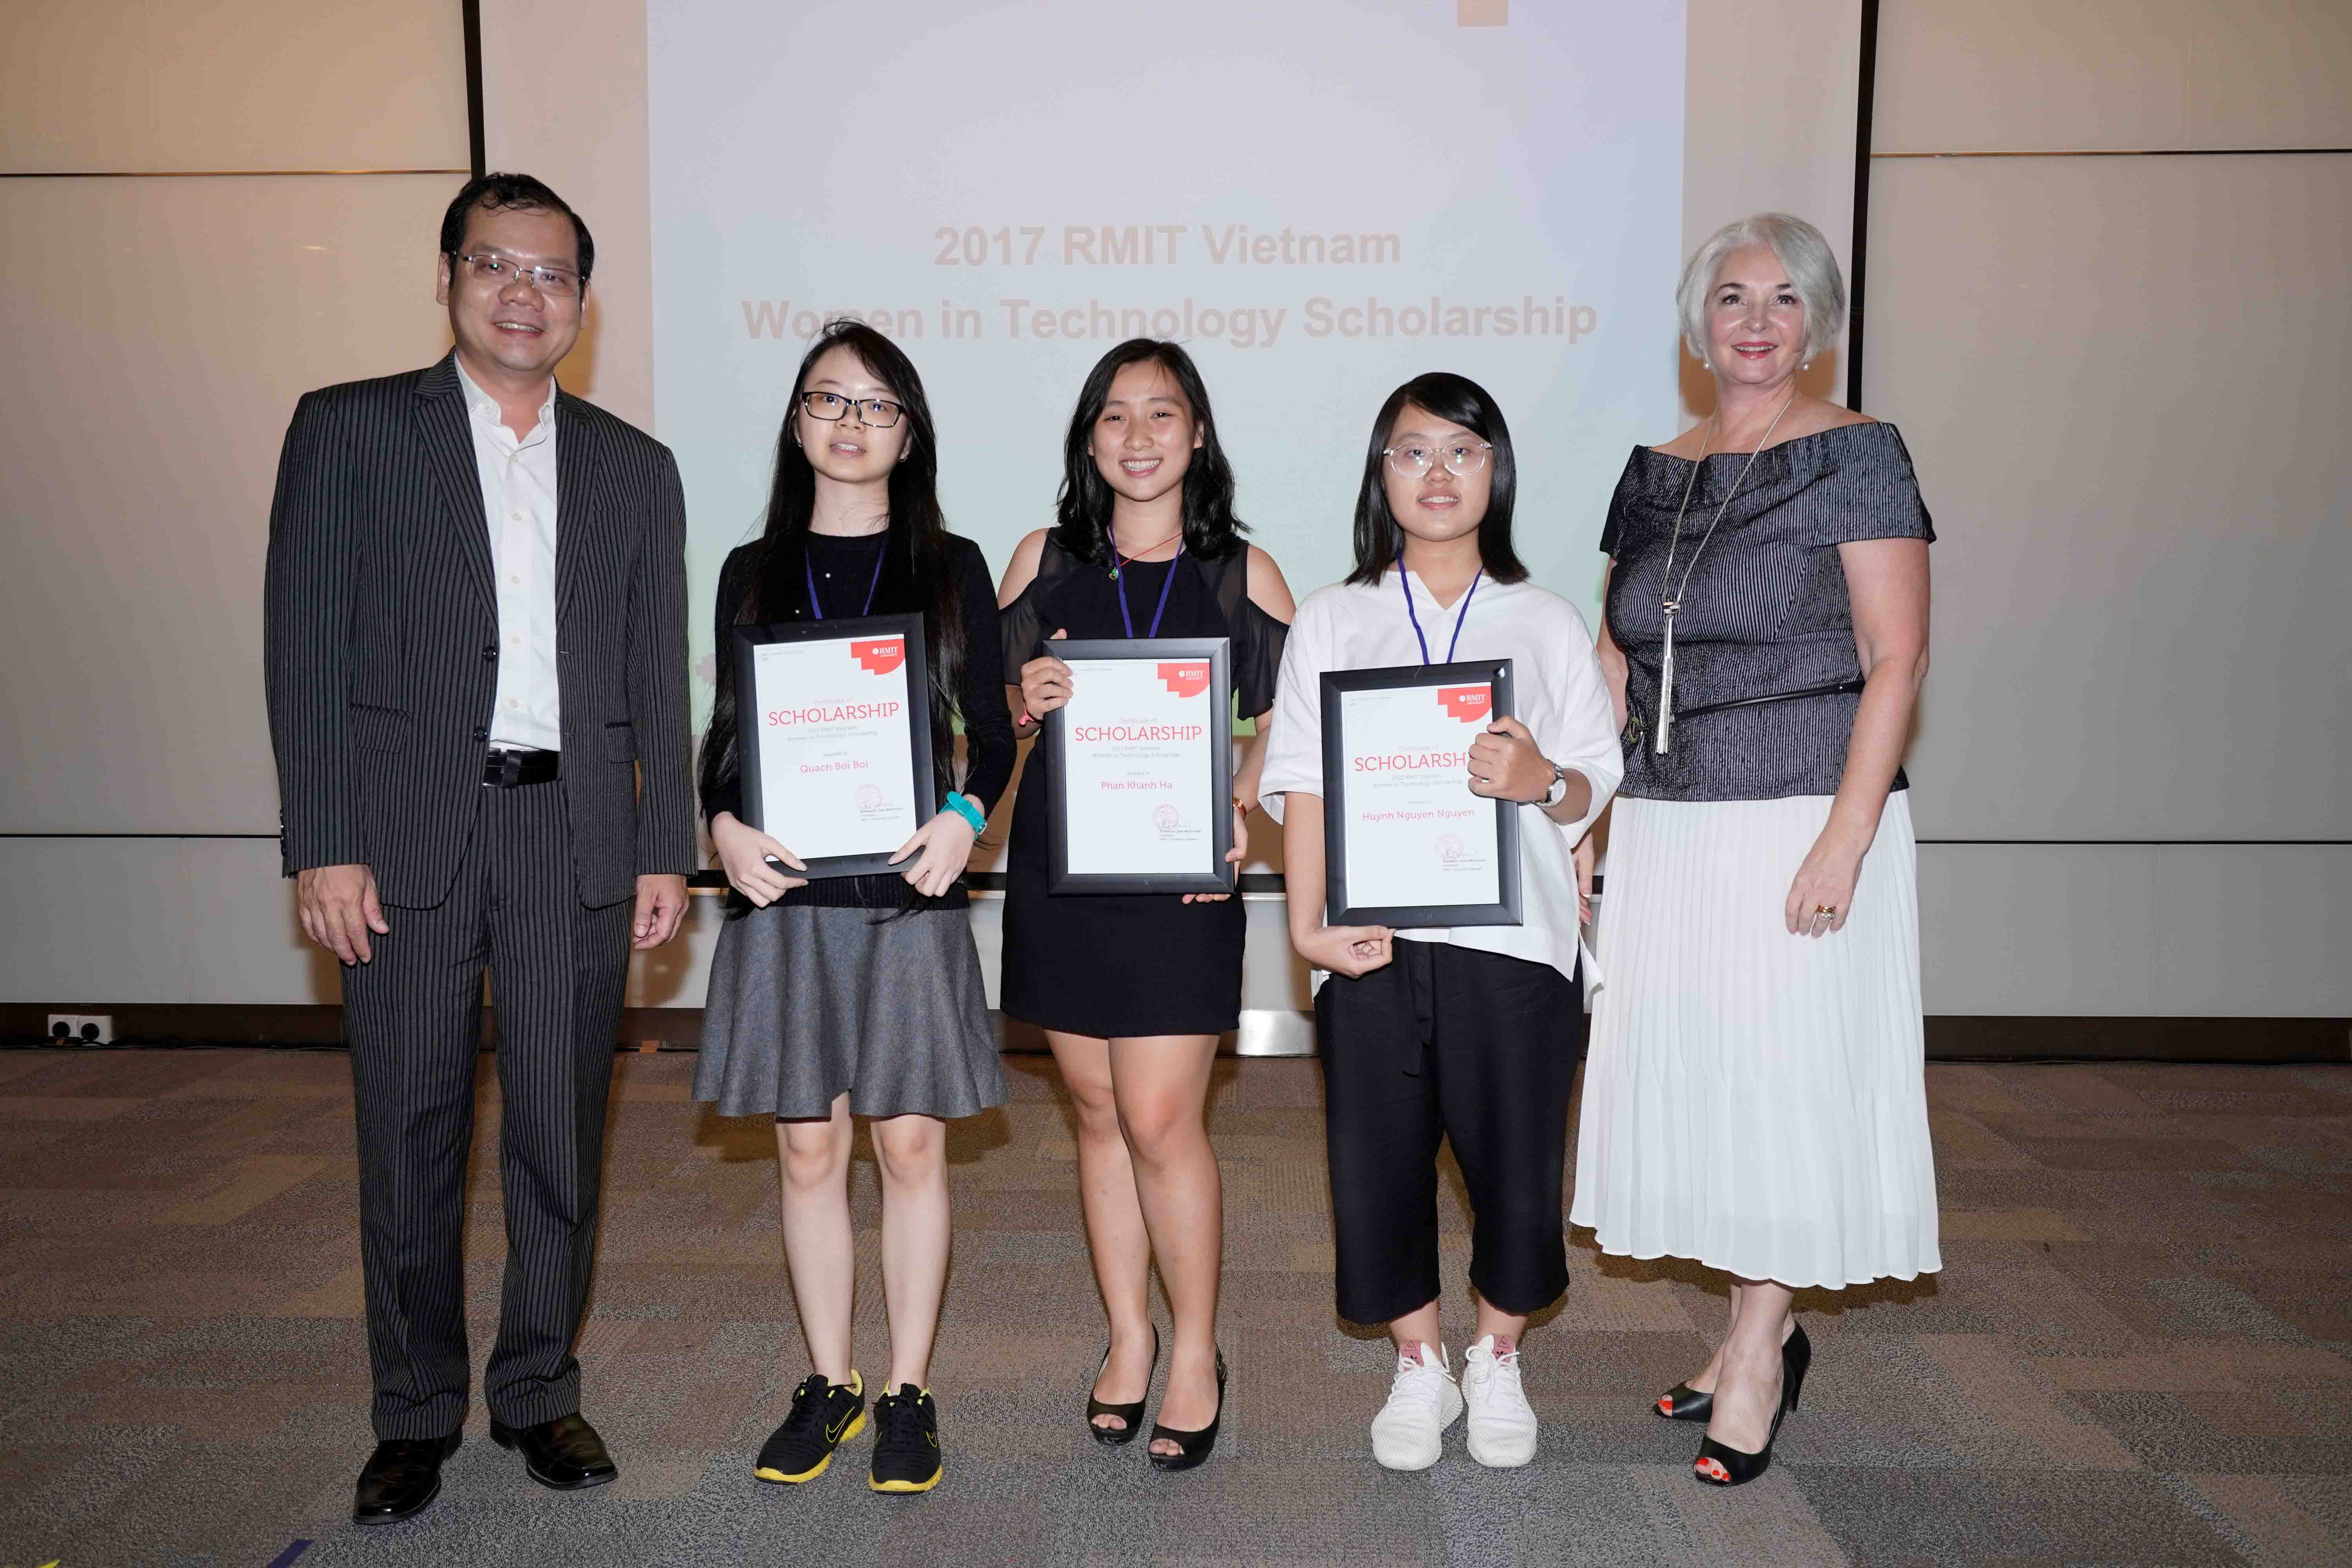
[944,792,986,832]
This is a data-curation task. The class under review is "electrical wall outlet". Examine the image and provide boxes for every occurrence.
[42,1014,113,1044]
[47,1013,77,1042]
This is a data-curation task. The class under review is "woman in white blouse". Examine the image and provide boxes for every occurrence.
[1258,373,1620,1474]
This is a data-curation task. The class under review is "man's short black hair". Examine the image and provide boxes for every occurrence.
[438,172,595,283]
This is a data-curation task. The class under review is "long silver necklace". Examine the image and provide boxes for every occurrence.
[1653,387,1797,755]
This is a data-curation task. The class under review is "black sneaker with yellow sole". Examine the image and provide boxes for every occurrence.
[755,1371,866,1483]
[867,1385,942,1494]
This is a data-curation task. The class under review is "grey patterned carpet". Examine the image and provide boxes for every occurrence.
[2,1047,2348,1566]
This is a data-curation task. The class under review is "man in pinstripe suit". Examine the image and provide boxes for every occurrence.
[264,173,693,1526]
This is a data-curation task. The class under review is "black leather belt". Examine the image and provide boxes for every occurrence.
[482,748,561,787]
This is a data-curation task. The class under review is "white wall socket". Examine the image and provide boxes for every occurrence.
[44,1013,113,1044]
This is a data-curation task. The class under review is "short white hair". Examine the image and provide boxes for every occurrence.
[1676,213,1847,363]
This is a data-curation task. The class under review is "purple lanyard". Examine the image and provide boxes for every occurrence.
[1114,541,1184,639]
[1399,567,1481,665]
[805,537,887,621]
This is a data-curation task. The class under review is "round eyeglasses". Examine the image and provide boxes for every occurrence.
[1383,440,1493,479]
[800,391,905,428]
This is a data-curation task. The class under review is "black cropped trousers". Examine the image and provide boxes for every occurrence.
[1316,937,1580,1326]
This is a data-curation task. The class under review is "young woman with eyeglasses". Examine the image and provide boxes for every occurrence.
[1256,373,1620,1473]
[694,320,1016,1495]
[995,339,1296,1470]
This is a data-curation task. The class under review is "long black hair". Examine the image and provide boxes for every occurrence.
[1048,339,1248,565]
[1346,372,1528,586]
[702,320,966,811]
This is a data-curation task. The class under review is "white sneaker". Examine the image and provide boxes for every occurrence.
[1370,1342,1464,1471]
[1461,1334,1538,1468]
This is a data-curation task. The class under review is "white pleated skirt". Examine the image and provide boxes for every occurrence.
[1570,791,1941,1289]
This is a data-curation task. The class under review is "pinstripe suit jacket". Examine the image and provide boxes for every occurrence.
[263,352,695,909]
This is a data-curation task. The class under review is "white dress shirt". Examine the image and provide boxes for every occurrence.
[1258,568,1623,985]
[456,360,562,751]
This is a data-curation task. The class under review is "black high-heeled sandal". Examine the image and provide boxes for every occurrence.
[1657,1319,1809,1422]
[1655,1383,1712,1422]
[1693,1321,1810,1488]
[1146,1350,1226,1473]
[1085,1328,1160,1446]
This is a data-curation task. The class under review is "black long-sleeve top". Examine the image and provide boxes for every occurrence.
[701,527,1014,910]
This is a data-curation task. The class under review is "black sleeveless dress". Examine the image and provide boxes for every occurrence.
[998,537,1287,1038]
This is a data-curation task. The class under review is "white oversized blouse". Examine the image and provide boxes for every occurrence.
[1258,569,1623,985]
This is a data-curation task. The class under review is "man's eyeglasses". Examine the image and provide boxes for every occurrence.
[450,251,583,298]
[1383,440,1493,479]
[800,391,905,428]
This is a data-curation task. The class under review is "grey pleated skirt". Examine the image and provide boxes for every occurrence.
[695,903,1007,1121]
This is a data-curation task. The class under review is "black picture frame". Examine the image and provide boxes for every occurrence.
[1043,637,1236,895]
[731,612,936,880]
[1319,658,1523,928]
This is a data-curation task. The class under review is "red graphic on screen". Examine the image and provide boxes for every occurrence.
[1158,662,1211,699]
[1437,686,1491,722]
[851,637,906,675]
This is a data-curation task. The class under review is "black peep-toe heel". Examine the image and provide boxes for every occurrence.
[1085,1328,1159,1446]
[1147,1350,1226,1473]
[1655,1383,1713,1421]
[1693,1321,1810,1488]
[1659,1319,1810,1422]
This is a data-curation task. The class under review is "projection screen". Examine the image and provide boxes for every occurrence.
[647,0,1688,723]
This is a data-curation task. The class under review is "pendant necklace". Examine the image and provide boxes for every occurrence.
[804,532,888,621]
[1108,526,1183,581]
[1652,387,1796,755]
[1112,528,1184,639]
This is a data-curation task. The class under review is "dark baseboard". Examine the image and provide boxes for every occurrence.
[4,1004,2344,1064]
[1923,1015,2348,1063]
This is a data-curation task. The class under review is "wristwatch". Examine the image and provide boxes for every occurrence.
[1541,760,1570,808]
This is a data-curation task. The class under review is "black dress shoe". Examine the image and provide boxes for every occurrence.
[489,1412,619,1490]
[353,1432,461,1525]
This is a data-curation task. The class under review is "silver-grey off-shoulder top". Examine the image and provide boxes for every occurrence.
[1601,421,1935,802]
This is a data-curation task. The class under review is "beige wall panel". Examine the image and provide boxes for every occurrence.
[0,839,325,1004]
[0,174,464,835]
[1867,153,2351,840]
[1681,0,1859,415]
[2180,0,2352,150]
[480,0,655,427]
[1875,0,2352,153]
[0,0,468,174]
[1916,844,2352,1017]
[14,838,2345,1018]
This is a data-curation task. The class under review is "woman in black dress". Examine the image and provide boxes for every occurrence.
[996,339,1294,1468]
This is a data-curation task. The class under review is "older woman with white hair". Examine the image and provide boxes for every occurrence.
[1570,213,1940,1487]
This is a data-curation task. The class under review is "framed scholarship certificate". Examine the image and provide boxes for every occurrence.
[1319,658,1523,929]
[731,612,936,879]
[1044,637,1235,895]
